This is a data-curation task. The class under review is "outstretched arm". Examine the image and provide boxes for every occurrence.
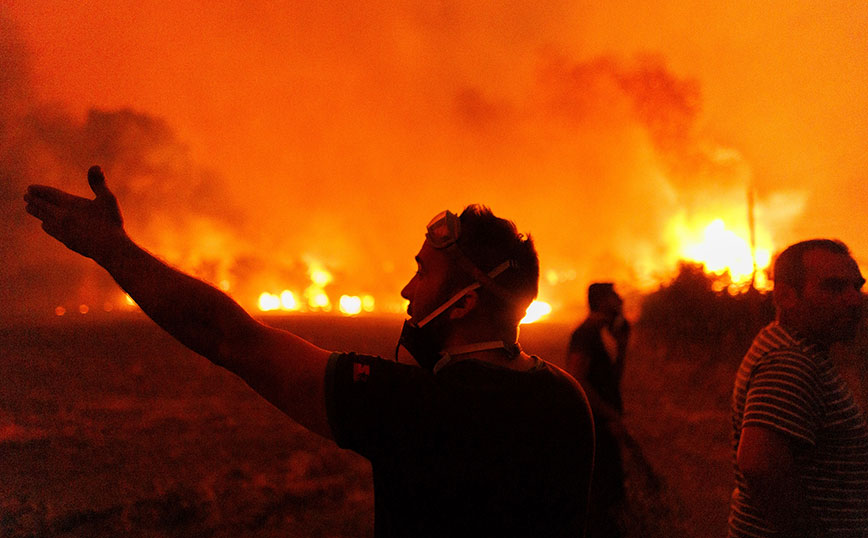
[24,166,333,439]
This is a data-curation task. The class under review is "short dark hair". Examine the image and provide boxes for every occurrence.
[773,239,851,293]
[453,205,539,324]
[588,282,616,312]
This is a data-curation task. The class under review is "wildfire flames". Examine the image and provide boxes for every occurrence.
[247,211,773,322]
[672,218,772,292]
[256,263,377,316]
[12,3,861,324]
[49,212,774,323]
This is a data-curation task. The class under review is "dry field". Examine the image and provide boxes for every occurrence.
[6,313,858,537]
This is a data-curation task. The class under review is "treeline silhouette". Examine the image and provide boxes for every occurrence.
[637,262,774,363]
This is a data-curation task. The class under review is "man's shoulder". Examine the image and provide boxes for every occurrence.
[446,355,575,385]
[570,318,603,344]
[328,351,426,379]
[531,356,582,384]
[743,323,823,373]
[326,352,440,399]
[530,358,594,415]
[445,357,592,412]
[736,325,827,410]
[750,322,815,353]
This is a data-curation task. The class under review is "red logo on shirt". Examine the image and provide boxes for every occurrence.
[353,363,370,383]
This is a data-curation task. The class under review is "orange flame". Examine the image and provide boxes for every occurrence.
[672,217,772,291]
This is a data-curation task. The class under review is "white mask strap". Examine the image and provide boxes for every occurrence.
[415,260,512,328]
[416,282,480,328]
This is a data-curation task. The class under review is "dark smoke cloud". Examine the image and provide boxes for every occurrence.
[0,16,261,320]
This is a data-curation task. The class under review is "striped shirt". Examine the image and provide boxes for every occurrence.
[729,322,868,537]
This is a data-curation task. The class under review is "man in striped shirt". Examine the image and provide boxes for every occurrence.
[729,239,868,537]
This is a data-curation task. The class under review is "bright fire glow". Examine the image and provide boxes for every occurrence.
[673,218,772,291]
[309,265,332,287]
[258,292,281,312]
[280,290,299,310]
[258,290,301,312]
[339,295,362,315]
[306,288,331,311]
[520,300,553,324]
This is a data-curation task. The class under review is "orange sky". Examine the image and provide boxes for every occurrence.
[3,1,867,320]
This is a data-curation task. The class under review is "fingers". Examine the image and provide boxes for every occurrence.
[87,165,123,226]
[24,190,62,223]
[25,185,87,206]
[87,165,114,200]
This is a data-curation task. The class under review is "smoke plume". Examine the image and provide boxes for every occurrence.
[4,2,866,321]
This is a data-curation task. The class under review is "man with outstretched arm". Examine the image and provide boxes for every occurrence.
[729,239,868,537]
[25,166,595,538]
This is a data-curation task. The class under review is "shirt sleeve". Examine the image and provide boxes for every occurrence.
[325,352,434,459]
[742,350,823,446]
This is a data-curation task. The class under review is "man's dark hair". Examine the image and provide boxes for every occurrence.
[588,282,616,312]
[773,239,851,293]
[453,204,539,325]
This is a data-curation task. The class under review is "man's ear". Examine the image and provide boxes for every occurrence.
[449,289,479,320]
[773,283,797,311]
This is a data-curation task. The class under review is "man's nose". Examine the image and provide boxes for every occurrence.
[401,275,416,300]
[844,286,864,306]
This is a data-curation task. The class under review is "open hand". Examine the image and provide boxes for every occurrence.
[24,166,126,262]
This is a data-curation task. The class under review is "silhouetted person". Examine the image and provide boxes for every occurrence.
[566,282,629,538]
[24,166,594,538]
[729,239,868,537]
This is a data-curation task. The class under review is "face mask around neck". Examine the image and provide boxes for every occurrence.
[396,281,480,371]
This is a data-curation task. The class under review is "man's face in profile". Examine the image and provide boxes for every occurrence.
[796,249,865,344]
[400,241,454,325]
[599,291,623,322]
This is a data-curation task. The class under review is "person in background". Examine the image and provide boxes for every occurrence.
[729,239,868,537]
[24,166,595,538]
[566,282,630,538]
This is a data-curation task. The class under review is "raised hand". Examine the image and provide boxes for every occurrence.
[24,166,126,262]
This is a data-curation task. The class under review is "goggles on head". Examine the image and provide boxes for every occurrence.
[425,210,461,249]
[422,209,522,307]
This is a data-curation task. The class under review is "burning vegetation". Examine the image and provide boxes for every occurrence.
[4,5,864,324]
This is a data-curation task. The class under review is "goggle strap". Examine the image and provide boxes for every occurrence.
[451,252,520,304]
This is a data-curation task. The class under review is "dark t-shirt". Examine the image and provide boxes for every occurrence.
[325,352,594,538]
[568,320,622,413]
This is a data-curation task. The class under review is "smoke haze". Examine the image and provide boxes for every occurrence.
[3,2,867,321]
